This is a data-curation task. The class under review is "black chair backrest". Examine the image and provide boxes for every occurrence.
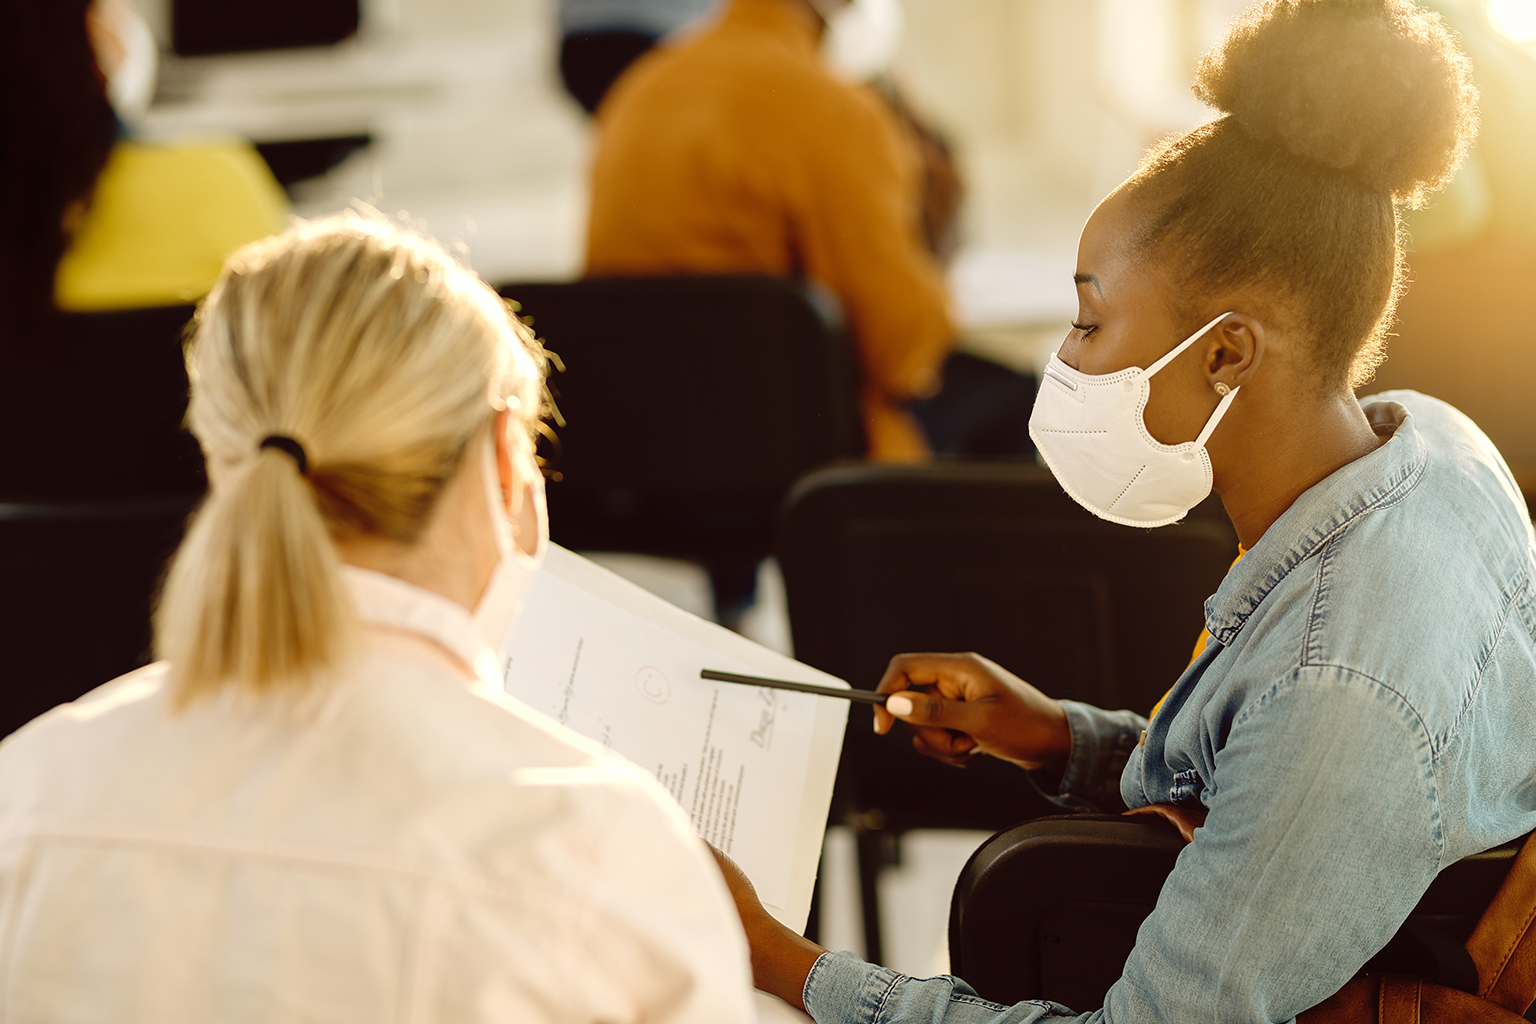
[1,304,204,500]
[778,462,1240,833]
[2,304,203,736]
[949,815,1527,1013]
[500,276,864,559]
[0,496,199,738]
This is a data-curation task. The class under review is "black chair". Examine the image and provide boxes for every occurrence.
[0,495,199,738]
[500,276,865,617]
[777,462,1239,960]
[1,304,204,500]
[1,304,204,737]
[949,815,1536,1020]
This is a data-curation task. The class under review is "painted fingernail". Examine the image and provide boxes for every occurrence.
[886,695,913,717]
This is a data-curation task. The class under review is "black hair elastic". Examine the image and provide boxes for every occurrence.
[259,435,309,476]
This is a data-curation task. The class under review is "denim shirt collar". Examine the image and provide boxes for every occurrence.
[1204,399,1428,646]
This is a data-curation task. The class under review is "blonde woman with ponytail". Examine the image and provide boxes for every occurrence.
[0,214,755,1022]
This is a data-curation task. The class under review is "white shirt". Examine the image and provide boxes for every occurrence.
[0,567,756,1022]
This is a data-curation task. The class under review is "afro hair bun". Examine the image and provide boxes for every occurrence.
[1194,0,1479,208]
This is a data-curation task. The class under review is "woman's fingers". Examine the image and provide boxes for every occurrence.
[873,657,911,734]
[887,691,986,765]
[877,652,984,696]
[874,651,995,734]
[910,729,979,767]
[872,651,1072,771]
[884,688,989,735]
[873,700,894,735]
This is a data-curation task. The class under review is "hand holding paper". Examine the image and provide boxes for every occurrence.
[709,844,826,1012]
[495,546,848,931]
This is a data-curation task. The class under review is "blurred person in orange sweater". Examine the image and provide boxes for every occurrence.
[587,0,998,461]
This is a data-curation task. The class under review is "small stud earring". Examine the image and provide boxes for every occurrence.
[1214,382,1232,396]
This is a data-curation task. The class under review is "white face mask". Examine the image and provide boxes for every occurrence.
[1028,312,1237,529]
[472,433,546,653]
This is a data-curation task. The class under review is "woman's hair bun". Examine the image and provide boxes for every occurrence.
[1193,0,1478,208]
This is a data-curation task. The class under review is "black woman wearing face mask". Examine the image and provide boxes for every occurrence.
[706,2,1536,1022]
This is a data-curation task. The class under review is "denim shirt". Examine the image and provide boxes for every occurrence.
[802,392,1536,1024]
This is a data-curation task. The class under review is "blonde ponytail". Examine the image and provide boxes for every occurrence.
[158,448,355,702]
[155,212,545,707]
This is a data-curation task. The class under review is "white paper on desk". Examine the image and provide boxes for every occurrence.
[495,545,848,931]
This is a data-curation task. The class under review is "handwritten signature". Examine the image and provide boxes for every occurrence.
[749,689,777,750]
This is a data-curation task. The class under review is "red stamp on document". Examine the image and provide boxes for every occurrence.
[635,666,670,704]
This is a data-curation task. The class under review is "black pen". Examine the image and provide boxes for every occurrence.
[700,669,888,705]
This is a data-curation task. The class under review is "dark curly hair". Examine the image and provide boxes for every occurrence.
[0,0,117,324]
[1126,0,1479,388]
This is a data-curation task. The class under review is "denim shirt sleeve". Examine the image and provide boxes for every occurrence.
[803,668,1442,1024]
[1027,700,1146,812]
[803,951,1093,1024]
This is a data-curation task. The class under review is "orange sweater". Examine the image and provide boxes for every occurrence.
[585,0,954,460]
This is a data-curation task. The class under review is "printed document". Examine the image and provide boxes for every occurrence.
[496,545,848,931]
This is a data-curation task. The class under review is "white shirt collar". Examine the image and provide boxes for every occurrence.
[340,565,499,684]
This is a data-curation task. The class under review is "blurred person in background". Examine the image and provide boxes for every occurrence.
[56,0,289,312]
[0,0,288,497]
[0,0,286,324]
[0,0,115,326]
[557,0,718,113]
[711,1,1536,1022]
[0,215,756,1022]
[585,0,1034,462]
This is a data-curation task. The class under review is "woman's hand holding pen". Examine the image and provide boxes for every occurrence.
[873,653,1072,772]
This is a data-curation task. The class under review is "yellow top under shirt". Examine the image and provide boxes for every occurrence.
[55,140,289,311]
[1147,546,1246,723]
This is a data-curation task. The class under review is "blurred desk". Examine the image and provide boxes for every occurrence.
[143,26,591,285]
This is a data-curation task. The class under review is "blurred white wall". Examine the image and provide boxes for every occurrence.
[890,0,1245,254]
[890,0,1244,367]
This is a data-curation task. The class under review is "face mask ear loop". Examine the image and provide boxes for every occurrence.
[481,433,513,557]
[1141,312,1234,380]
[1194,385,1240,448]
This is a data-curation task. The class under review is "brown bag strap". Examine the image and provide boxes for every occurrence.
[1466,831,1536,1015]
[1302,974,1530,1023]
[1379,976,1422,1024]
